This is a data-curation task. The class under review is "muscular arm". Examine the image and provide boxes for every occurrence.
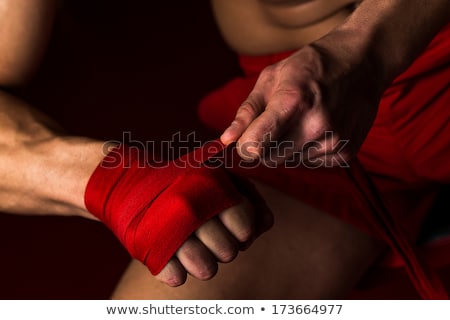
[336,0,450,84]
[222,0,450,162]
[0,0,101,218]
[0,92,106,219]
[0,0,272,286]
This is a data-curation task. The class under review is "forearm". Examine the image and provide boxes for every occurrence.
[317,0,450,84]
[0,90,107,219]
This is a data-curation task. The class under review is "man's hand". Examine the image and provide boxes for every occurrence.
[221,0,450,167]
[155,198,272,287]
[84,141,274,288]
[220,32,386,167]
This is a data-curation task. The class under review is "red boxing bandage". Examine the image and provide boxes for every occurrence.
[84,140,245,275]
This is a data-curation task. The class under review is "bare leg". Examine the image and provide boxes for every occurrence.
[112,182,383,299]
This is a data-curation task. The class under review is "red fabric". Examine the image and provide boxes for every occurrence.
[198,24,450,299]
[85,140,254,275]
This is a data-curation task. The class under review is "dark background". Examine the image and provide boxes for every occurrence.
[0,0,241,299]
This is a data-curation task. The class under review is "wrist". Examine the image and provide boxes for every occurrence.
[331,0,450,85]
[0,91,112,219]
[312,17,396,91]
[16,135,111,219]
[40,135,114,219]
[310,25,392,93]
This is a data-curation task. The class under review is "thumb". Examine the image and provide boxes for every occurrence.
[236,89,302,160]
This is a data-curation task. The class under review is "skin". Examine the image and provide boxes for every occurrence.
[210,0,361,55]
[112,0,385,299]
[220,0,450,165]
[114,0,450,299]
[113,182,382,299]
[2,0,449,299]
[0,0,272,289]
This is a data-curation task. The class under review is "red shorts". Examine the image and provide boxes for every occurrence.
[198,24,450,298]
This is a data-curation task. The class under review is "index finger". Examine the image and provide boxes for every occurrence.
[236,89,302,160]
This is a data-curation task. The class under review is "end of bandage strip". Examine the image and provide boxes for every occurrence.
[85,141,246,274]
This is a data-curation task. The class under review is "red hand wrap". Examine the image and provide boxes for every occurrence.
[84,140,244,275]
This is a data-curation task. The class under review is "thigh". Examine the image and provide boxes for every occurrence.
[111,182,383,300]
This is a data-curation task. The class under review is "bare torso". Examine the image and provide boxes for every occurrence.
[212,0,360,55]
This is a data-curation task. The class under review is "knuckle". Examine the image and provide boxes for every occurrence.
[196,263,218,281]
[261,64,276,78]
[275,90,302,109]
[235,226,253,243]
[155,264,187,288]
[165,274,186,287]
[238,101,258,118]
[216,244,238,263]
[273,105,297,126]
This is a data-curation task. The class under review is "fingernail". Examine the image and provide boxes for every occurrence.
[221,128,234,144]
